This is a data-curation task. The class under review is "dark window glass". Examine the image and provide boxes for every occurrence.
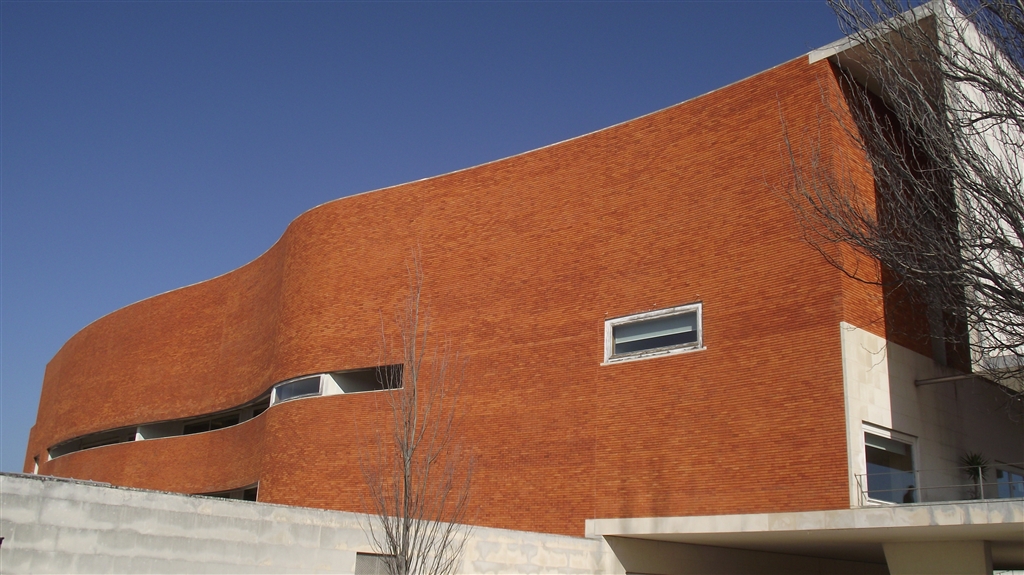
[243,487,258,502]
[378,364,403,390]
[275,376,321,402]
[865,432,915,503]
[84,437,119,448]
[355,553,393,575]
[49,428,134,459]
[613,311,698,356]
[996,469,1024,498]
[209,414,239,431]
[334,365,403,393]
[79,430,134,450]
[183,421,210,435]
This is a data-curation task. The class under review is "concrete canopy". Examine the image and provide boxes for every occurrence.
[586,500,1024,572]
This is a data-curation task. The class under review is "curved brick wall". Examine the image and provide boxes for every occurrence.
[27,57,886,536]
[44,412,267,495]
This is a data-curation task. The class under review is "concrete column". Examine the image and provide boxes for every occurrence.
[883,541,992,575]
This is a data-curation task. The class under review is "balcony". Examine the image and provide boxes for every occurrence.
[856,462,1024,505]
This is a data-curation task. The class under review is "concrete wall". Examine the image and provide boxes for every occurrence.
[841,322,1024,505]
[0,473,620,574]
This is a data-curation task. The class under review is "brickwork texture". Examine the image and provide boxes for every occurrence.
[27,57,897,537]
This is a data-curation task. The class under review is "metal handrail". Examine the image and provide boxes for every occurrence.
[856,462,1024,505]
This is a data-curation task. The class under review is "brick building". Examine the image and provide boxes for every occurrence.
[23,13,1023,574]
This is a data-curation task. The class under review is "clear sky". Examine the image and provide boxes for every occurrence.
[1,0,842,473]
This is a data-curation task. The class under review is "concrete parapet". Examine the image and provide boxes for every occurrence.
[0,473,619,574]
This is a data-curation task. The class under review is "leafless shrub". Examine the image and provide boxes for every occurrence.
[361,257,473,575]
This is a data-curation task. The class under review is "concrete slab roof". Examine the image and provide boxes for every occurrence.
[586,500,1024,568]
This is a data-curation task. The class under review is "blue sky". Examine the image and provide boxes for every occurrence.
[1,0,842,473]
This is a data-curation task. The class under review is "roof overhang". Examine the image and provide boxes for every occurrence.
[807,0,940,102]
[586,500,1024,569]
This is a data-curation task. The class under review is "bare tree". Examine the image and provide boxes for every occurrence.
[361,258,473,575]
[784,0,1024,388]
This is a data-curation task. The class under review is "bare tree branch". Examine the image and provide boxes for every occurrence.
[361,255,473,575]
[784,0,1024,391]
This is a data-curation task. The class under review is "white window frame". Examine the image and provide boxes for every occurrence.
[603,303,704,365]
[270,374,324,406]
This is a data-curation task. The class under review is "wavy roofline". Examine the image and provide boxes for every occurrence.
[51,46,829,360]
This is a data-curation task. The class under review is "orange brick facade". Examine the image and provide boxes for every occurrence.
[27,57,896,537]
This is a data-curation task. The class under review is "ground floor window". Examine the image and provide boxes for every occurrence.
[355,552,394,575]
[865,429,916,503]
[201,484,258,502]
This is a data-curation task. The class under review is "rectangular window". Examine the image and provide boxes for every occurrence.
[865,430,916,503]
[355,553,394,575]
[604,303,702,364]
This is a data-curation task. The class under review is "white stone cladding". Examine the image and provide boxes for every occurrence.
[839,321,1024,506]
